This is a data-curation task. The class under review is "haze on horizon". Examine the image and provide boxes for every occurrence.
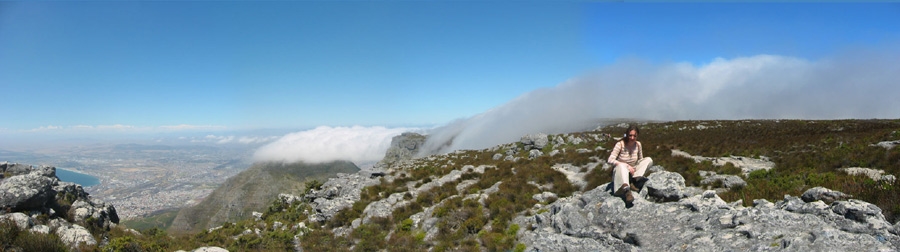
[2,2,898,165]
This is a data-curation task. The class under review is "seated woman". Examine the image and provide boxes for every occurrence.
[607,125,653,204]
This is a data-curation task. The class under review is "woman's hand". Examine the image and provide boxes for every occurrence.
[628,165,636,174]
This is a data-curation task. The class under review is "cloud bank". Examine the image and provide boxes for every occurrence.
[421,50,900,155]
[253,126,420,164]
[14,124,227,133]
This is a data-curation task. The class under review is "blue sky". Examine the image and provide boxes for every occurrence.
[2,2,898,136]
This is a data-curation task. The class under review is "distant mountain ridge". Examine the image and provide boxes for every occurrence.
[167,160,359,233]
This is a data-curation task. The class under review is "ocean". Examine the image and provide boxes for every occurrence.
[56,168,100,187]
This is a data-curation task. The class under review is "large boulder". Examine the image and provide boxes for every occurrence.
[801,186,851,203]
[521,133,549,150]
[72,199,120,230]
[699,171,747,189]
[0,212,34,229]
[306,173,379,223]
[645,171,690,202]
[0,171,56,212]
[1,162,36,176]
[56,224,97,249]
[516,170,900,251]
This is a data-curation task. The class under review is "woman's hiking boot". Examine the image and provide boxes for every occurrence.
[615,184,635,204]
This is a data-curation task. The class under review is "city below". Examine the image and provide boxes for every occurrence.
[1,142,258,220]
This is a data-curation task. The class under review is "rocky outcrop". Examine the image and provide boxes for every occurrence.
[376,132,426,167]
[515,168,900,252]
[0,169,56,212]
[56,223,97,248]
[699,170,747,190]
[0,162,117,249]
[305,172,379,224]
[361,165,493,225]
[175,246,229,252]
[521,133,549,151]
[873,140,900,150]
[839,167,897,183]
[671,149,775,176]
[72,198,120,230]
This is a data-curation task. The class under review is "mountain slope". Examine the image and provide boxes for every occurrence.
[167,160,359,233]
[22,119,898,251]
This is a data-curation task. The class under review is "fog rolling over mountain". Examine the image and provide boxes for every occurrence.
[420,52,900,155]
[247,52,900,164]
[252,126,420,166]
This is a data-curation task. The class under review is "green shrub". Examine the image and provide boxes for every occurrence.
[0,219,68,252]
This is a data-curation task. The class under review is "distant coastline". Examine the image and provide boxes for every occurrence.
[56,168,100,187]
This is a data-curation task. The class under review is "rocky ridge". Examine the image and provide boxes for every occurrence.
[1,162,119,249]
[516,172,900,251]
[5,120,899,251]
[279,131,900,251]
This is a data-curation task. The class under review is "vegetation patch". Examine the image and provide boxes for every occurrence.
[15,119,900,251]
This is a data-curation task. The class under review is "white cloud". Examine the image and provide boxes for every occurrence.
[253,126,420,164]
[421,51,900,155]
[189,134,278,144]
[96,124,138,131]
[159,124,227,130]
[15,124,227,134]
[238,136,278,144]
[27,125,63,132]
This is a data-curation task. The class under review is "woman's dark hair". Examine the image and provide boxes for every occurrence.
[623,125,640,144]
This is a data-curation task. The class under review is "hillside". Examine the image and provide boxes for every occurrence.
[167,160,359,233]
[4,119,899,251]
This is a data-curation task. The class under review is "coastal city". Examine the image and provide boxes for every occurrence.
[1,141,258,220]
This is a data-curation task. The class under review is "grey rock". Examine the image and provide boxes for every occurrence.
[679,190,730,212]
[178,247,229,252]
[552,135,565,146]
[0,212,33,229]
[492,153,503,160]
[873,140,899,150]
[548,149,560,157]
[34,165,56,177]
[2,163,34,176]
[831,199,891,229]
[566,135,584,145]
[801,186,850,203]
[699,171,747,189]
[56,224,97,248]
[520,231,631,252]
[778,195,830,215]
[528,149,543,159]
[647,165,666,173]
[377,132,426,167]
[31,224,51,234]
[550,164,588,190]
[518,171,900,251]
[306,173,379,223]
[72,198,120,229]
[671,150,774,177]
[53,181,89,200]
[532,192,558,203]
[0,172,56,212]
[839,167,896,183]
[521,133,549,150]
[645,171,689,202]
